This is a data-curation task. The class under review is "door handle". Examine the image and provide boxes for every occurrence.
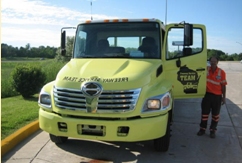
[196,68,205,71]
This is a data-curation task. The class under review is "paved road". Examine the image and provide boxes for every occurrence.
[2,61,242,163]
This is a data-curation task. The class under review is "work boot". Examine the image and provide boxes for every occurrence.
[197,129,205,136]
[210,130,216,138]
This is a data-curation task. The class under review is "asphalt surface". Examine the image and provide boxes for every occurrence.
[2,61,242,163]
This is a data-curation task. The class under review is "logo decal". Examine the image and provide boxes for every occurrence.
[81,82,103,113]
[216,76,221,80]
[81,82,103,97]
[177,65,201,94]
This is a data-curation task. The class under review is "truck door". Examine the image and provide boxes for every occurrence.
[162,23,207,99]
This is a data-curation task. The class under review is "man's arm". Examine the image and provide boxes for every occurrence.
[221,85,226,105]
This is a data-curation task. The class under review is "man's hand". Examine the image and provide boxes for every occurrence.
[221,97,226,105]
[221,85,226,105]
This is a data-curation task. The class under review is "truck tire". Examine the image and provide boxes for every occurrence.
[153,116,171,152]
[49,134,68,144]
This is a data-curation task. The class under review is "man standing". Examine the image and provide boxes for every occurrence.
[197,56,227,138]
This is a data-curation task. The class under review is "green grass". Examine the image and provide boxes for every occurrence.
[1,95,39,140]
[1,57,48,61]
[1,58,65,98]
[1,58,66,140]
[1,62,21,97]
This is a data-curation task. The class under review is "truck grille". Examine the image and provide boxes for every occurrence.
[53,86,141,113]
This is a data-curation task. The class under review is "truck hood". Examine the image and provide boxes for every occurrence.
[55,59,162,89]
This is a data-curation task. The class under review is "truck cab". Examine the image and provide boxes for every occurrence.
[38,18,207,152]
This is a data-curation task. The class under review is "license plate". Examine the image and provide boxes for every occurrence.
[77,124,106,136]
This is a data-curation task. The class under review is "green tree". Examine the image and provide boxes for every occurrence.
[207,49,226,60]
[17,47,27,57]
[11,65,46,98]
[1,43,8,57]
[66,36,75,57]
[25,43,31,51]
[230,53,239,61]
[226,55,234,61]
[1,44,18,58]
[55,36,74,62]
[238,53,242,60]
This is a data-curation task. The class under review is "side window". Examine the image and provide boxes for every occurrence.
[74,31,87,57]
[166,28,202,60]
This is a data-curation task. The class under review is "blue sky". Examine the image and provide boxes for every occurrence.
[1,0,242,54]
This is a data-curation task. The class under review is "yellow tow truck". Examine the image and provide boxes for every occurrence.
[38,18,207,152]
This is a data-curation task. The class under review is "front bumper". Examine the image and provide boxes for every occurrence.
[39,109,168,142]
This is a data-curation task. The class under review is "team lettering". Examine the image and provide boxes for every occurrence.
[63,76,128,83]
[183,82,198,89]
[179,75,196,81]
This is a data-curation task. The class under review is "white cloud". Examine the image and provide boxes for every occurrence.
[1,26,60,47]
[3,0,240,54]
[1,0,90,26]
[207,35,242,54]
[1,0,117,47]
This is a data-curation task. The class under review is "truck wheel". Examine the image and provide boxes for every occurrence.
[49,134,68,144]
[153,118,171,152]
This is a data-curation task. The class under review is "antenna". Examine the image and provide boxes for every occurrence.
[165,0,167,25]
[90,0,93,20]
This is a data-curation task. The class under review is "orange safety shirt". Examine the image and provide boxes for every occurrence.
[206,67,227,95]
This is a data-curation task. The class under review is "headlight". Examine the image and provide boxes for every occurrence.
[142,92,171,113]
[38,90,52,109]
[40,94,51,105]
[147,100,161,109]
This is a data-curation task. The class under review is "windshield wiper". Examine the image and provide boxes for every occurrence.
[101,56,128,58]
[79,55,96,58]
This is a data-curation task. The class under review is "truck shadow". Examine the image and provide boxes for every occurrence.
[57,137,170,163]
[57,139,152,162]
[55,98,242,163]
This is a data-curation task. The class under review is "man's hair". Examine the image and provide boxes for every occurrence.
[209,56,219,62]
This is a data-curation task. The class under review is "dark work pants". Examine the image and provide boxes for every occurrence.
[200,92,222,131]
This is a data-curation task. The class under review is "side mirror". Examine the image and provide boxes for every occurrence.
[183,47,192,56]
[184,23,193,46]
[61,30,66,56]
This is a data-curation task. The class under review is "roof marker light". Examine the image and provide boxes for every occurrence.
[113,19,119,22]
[143,19,149,22]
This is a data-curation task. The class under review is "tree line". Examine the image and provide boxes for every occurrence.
[1,41,242,61]
[207,49,242,61]
[1,43,57,59]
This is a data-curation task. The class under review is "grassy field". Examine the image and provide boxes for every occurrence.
[1,58,66,140]
[1,58,65,98]
[1,95,39,139]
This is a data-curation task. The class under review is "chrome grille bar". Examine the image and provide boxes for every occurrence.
[53,86,141,113]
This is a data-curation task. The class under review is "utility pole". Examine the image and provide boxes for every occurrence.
[236,42,242,46]
[90,0,93,20]
[165,0,167,25]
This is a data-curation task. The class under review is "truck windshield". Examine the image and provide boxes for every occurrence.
[73,22,161,59]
